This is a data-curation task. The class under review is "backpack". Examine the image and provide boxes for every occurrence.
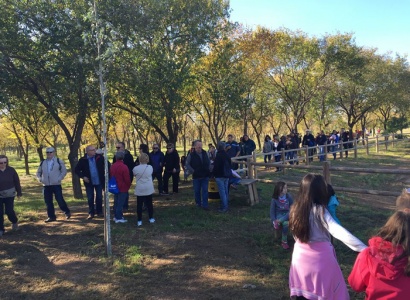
[39,158,62,176]
[108,176,119,194]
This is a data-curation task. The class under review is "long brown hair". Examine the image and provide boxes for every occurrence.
[289,173,328,243]
[377,209,410,276]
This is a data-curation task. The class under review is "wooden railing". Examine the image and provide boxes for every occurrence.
[231,135,409,197]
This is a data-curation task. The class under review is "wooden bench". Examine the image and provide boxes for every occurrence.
[239,179,259,206]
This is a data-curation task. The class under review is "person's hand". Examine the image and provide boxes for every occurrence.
[172,168,176,173]
[83,176,90,183]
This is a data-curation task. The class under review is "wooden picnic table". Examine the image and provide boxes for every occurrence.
[239,178,259,206]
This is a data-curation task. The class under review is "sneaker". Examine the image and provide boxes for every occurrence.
[45,218,57,223]
[149,218,155,224]
[273,220,280,230]
[281,241,290,250]
[160,192,169,196]
[137,221,142,227]
[115,218,128,224]
[12,223,19,231]
[87,214,94,220]
[65,213,71,220]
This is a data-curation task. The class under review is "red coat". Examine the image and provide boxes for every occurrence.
[109,161,131,193]
[348,236,410,299]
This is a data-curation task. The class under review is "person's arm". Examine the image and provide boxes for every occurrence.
[74,159,83,178]
[269,199,277,223]
[324,210,367,252]
[185,153,194,174]
[348,250,370,293]
[13,169,22,197]
[59,159,67,181]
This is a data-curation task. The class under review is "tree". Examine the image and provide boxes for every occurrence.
[0,0,102,198]
[103,0,230,144]
[187,36,249,145]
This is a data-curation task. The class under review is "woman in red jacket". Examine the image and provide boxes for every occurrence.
[348,208,410,299]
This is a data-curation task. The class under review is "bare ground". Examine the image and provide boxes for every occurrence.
[1,154,404,300]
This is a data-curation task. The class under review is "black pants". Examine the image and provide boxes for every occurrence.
[152,171,163,193]
[163,171,179,193]
[137,195,153,221]
[0,197,18,231]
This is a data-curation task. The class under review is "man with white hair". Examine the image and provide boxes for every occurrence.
[36,147,71,222]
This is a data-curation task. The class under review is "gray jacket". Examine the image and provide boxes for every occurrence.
[36,157,67,186]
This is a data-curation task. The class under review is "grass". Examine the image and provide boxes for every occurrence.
[2,138,410,299]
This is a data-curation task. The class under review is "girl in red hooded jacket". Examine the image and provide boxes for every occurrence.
[348,208,410,299]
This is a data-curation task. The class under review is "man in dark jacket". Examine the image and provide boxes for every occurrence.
[149,143,165,194]
[113,142,134,209]
[240,135,256,156]
[302,130,315,162]
[185,140,211,210]
[75,145,106,219]
[317,130,328,161]
[162,143,180,195]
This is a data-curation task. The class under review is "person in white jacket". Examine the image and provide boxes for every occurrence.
[36,147,71,222]
[133,153,155,227]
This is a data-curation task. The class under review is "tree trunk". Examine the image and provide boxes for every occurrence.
[68,154,83,199]
[24,152,29,175]
[36,146,44,162]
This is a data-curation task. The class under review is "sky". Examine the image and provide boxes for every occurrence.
[228,0,409,58]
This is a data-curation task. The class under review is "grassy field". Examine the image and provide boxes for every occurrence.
[1,139,409,299]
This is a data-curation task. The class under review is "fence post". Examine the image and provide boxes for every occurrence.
[376,136,379,153]
[281,149,286,174]
[324,143,328,161]
[323,161,331,184]
[366,136,369,155]
[339,142,343,159]
[252,151,257,179]
[392,133,395,148]
[246,157,253,179]
[305,145,309,165]
[354,139,358,159]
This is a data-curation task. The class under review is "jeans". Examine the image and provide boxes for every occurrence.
[43,185,70,219]
[229,177,241,185]
[85,184,103,216]
[286,151,294,164]
[114,192,127,220]
[319,146,326,161]
[215,177,229,211]
[193,177,209,208]
[264,154,271,163]
[137,195,153,221]
[163,171,179,193]
[152,171,163,193]
[0,197,18,231]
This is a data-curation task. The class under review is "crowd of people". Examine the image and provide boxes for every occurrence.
[1,133,410,299]
[262,128,354,167]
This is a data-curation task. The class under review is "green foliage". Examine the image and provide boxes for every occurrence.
[387,116,409,134]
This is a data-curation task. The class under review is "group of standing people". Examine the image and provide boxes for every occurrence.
[261,128,353,167]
